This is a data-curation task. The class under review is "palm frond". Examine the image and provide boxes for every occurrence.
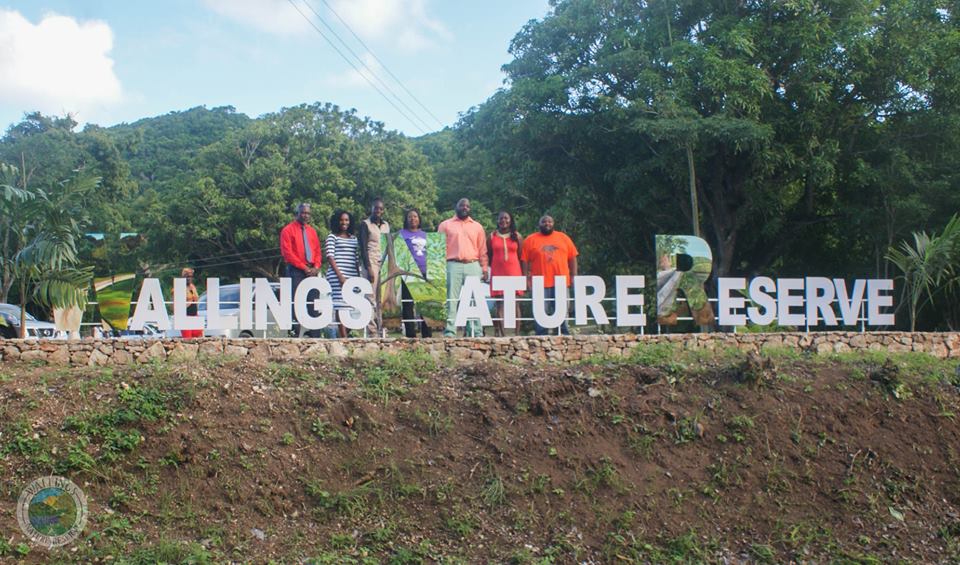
[31,266,93,310]
[1,182,36,203]
[886,213,960,330]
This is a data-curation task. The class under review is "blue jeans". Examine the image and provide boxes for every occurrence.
[534,286,570,336]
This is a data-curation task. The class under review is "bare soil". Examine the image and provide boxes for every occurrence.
[1,346,959,563]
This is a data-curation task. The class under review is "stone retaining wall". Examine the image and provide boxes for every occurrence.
[1,332,958,367]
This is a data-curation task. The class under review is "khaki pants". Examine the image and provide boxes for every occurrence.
[364,263,381,337]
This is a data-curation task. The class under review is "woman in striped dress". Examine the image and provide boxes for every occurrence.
[325,210,360,337]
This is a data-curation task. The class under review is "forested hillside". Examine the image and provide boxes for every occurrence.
[2,0,959,329]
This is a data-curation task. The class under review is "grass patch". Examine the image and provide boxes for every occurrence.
[311,418,349,442]
[727,414,755,442]
[57,381,187,470]
[829,351,958,385]
[3,378,187,473]
[305,465,424,521]
[113,540,216,564]
[481,474,507,507]
[354,351,436,404]
[604,527,716,563]
[674,413,704,444]
[265,362,323,386]
[444,512,476,538]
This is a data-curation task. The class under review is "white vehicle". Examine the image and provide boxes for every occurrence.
[0,303,64,339]
[116,323,165,340]
[198,282,313,338]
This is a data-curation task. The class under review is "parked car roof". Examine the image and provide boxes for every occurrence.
[0,303,38,321]
[198,282,280,312]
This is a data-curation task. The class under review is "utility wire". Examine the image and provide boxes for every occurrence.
[151,253,283,277]
[286,0,429,135]
[182,245,285,264]
[312,0,446,130]
[300,0,442,132]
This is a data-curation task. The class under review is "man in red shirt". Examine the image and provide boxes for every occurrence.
[280,203,323,337]
[521,215,578,335]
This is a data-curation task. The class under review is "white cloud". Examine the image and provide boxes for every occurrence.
[203,0,449,52]
[0,10,122,123]
[327,52,383,87]
[330,0,450,52]
[203,0,313,35]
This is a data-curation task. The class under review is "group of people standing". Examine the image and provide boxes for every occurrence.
[279,197,579,338]
[439,198,578,337]
[280,200,391,338]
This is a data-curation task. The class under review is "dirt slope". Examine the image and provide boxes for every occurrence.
[1,345,959,563]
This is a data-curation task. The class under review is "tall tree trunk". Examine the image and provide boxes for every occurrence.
[700,174,739,279]
[686,144,701,238]
[1,264,10,304]
[18,277,26,339]
[1,212,9,303]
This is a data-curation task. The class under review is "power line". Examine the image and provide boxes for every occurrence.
[183,245,284,264]
[285,0,429,135]
[312,0,446,130]
[300,0,443,131]
[151,252,283,277]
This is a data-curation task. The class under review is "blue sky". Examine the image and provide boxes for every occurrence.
[0,0,551,136]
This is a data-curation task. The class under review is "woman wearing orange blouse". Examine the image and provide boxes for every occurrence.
[487,211,524,337]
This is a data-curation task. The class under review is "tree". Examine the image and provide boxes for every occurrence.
[0,162,37,304]
[453,0,960,282]
[887,214,960,330]
[9,171,97,337]
[146,103,439,280]
[1,112,141,285]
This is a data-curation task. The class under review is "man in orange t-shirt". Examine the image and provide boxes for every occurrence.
[521,215,578,335]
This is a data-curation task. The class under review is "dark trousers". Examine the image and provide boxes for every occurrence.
[287,265,321,338]
[534,286,570,336]
[401,280,432,338]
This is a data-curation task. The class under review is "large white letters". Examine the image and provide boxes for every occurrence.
[491,276,526,329]
[867,279,895,326]
[204,278,237,331]
[574,276,609,325]
[129,279,170,330]
[455,276,494,329]
[130,272,896,333]
[777,278,805,327]
[747,277,777,326]
[615,276,646,327]
[531,276,567,330]
[805,277,838,326]
[835,279,866,326]
[718,277,747,326]
[255,278,291,330]
[294,277,334,330]
[340,277,373,330]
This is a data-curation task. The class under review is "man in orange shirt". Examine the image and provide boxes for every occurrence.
[280,203,323,337]
[521,215,578,335]
[437,198,489,337]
